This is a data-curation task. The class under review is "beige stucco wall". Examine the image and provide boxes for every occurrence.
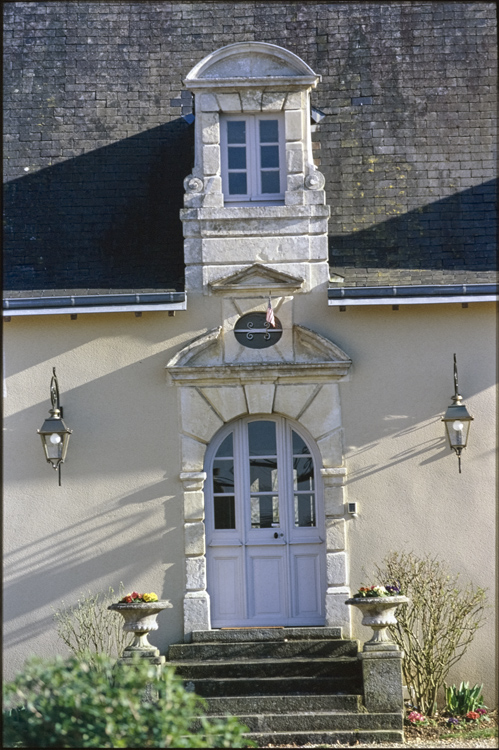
[3,298,496,705]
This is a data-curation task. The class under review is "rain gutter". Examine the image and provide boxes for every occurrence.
[328,283,498,306]
[3,291,186,317]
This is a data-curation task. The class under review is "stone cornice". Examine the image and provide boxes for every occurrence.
[167,361,351,387]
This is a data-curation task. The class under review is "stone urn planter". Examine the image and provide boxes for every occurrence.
[346,596,410,645]
[108,600,172,663]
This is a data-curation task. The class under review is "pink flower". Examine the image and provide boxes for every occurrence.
[466,711,480,721]
[407,711,425,723]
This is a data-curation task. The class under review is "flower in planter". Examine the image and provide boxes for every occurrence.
[353,581,403,598]
[120,591,159,603]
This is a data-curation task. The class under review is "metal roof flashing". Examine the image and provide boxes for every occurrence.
[328,283,498,305]
[3,291,186,316]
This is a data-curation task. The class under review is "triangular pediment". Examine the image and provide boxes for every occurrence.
[210,263,304,295]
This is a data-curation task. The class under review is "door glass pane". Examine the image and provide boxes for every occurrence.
[294,494,316,527]
[228,146,246,169]
[261,170,280,194]
[227,121,246,144]
[250,459,278,491]
[259,119,279,143]
[214,496,236,529]
[248,421,276,456]
[251,494,279,528]
[293,456,314,491]
[292,430,310,455]
[213,459,234,493]
[216,433,233,458]
[228,172,247,195]
[260,145,279,168]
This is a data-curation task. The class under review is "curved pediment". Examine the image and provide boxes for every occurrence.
[185,42,319,87]
[166,324,351,385]
[293,325,351,364]
[166,327,223,368]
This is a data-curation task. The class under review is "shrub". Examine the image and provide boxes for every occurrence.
[3,652,252,748]
[373,551,487,716]
[52,586,131,664]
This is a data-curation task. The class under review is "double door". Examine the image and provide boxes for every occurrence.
[205,417,325,627]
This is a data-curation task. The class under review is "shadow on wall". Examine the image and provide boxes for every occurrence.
[3,120,193,292]
[329,179,497,272]
[3,347,188,651]
[3,498,183,659]
[3,507,176,650]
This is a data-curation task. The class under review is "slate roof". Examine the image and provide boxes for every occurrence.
[3,1,497,302]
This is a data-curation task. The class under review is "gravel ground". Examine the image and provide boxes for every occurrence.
[260,712,498,748]
[263,741,497,749]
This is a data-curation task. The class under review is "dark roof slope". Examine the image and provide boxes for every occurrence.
[3,1,497,297]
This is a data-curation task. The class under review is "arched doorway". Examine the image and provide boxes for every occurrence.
[205,415,326,627]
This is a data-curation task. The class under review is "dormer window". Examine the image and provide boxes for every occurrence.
[220,114,285,204]
[182,42,330,294]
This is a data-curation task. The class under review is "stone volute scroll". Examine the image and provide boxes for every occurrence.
[183,175,204,194]
[305,170,325,190]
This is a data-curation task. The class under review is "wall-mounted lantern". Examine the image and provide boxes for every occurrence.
[441,354,473,473]
[37,368,73,486]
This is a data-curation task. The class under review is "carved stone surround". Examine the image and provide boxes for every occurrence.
[181,42,330,295]
[166,324,353,640]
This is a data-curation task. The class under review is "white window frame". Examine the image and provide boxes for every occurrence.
[220,114,286,205]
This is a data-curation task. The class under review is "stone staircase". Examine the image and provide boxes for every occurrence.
[167,627,404,746]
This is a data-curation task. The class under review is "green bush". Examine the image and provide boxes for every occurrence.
[444,682,486,716]
[3,653,253,748]
[373,551,487,716]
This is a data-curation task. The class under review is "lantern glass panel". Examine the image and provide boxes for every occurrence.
[444,418,471,449]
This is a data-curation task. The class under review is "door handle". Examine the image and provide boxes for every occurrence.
[273,532,284,539]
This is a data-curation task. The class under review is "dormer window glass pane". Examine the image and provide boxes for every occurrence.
[228,172,247,194]
[227,121,246,144]
[260,146,279,168]
[261,170,280,194]
[259,119,279,143]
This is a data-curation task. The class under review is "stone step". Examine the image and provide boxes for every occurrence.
[169,627,404,745]
[169,637,358,661]
[170,655,361,681]
[241,730,404,746]
[201,693,363,715]
[181,674,363,697]
[192,711,403,733]
[191,626,342,643]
